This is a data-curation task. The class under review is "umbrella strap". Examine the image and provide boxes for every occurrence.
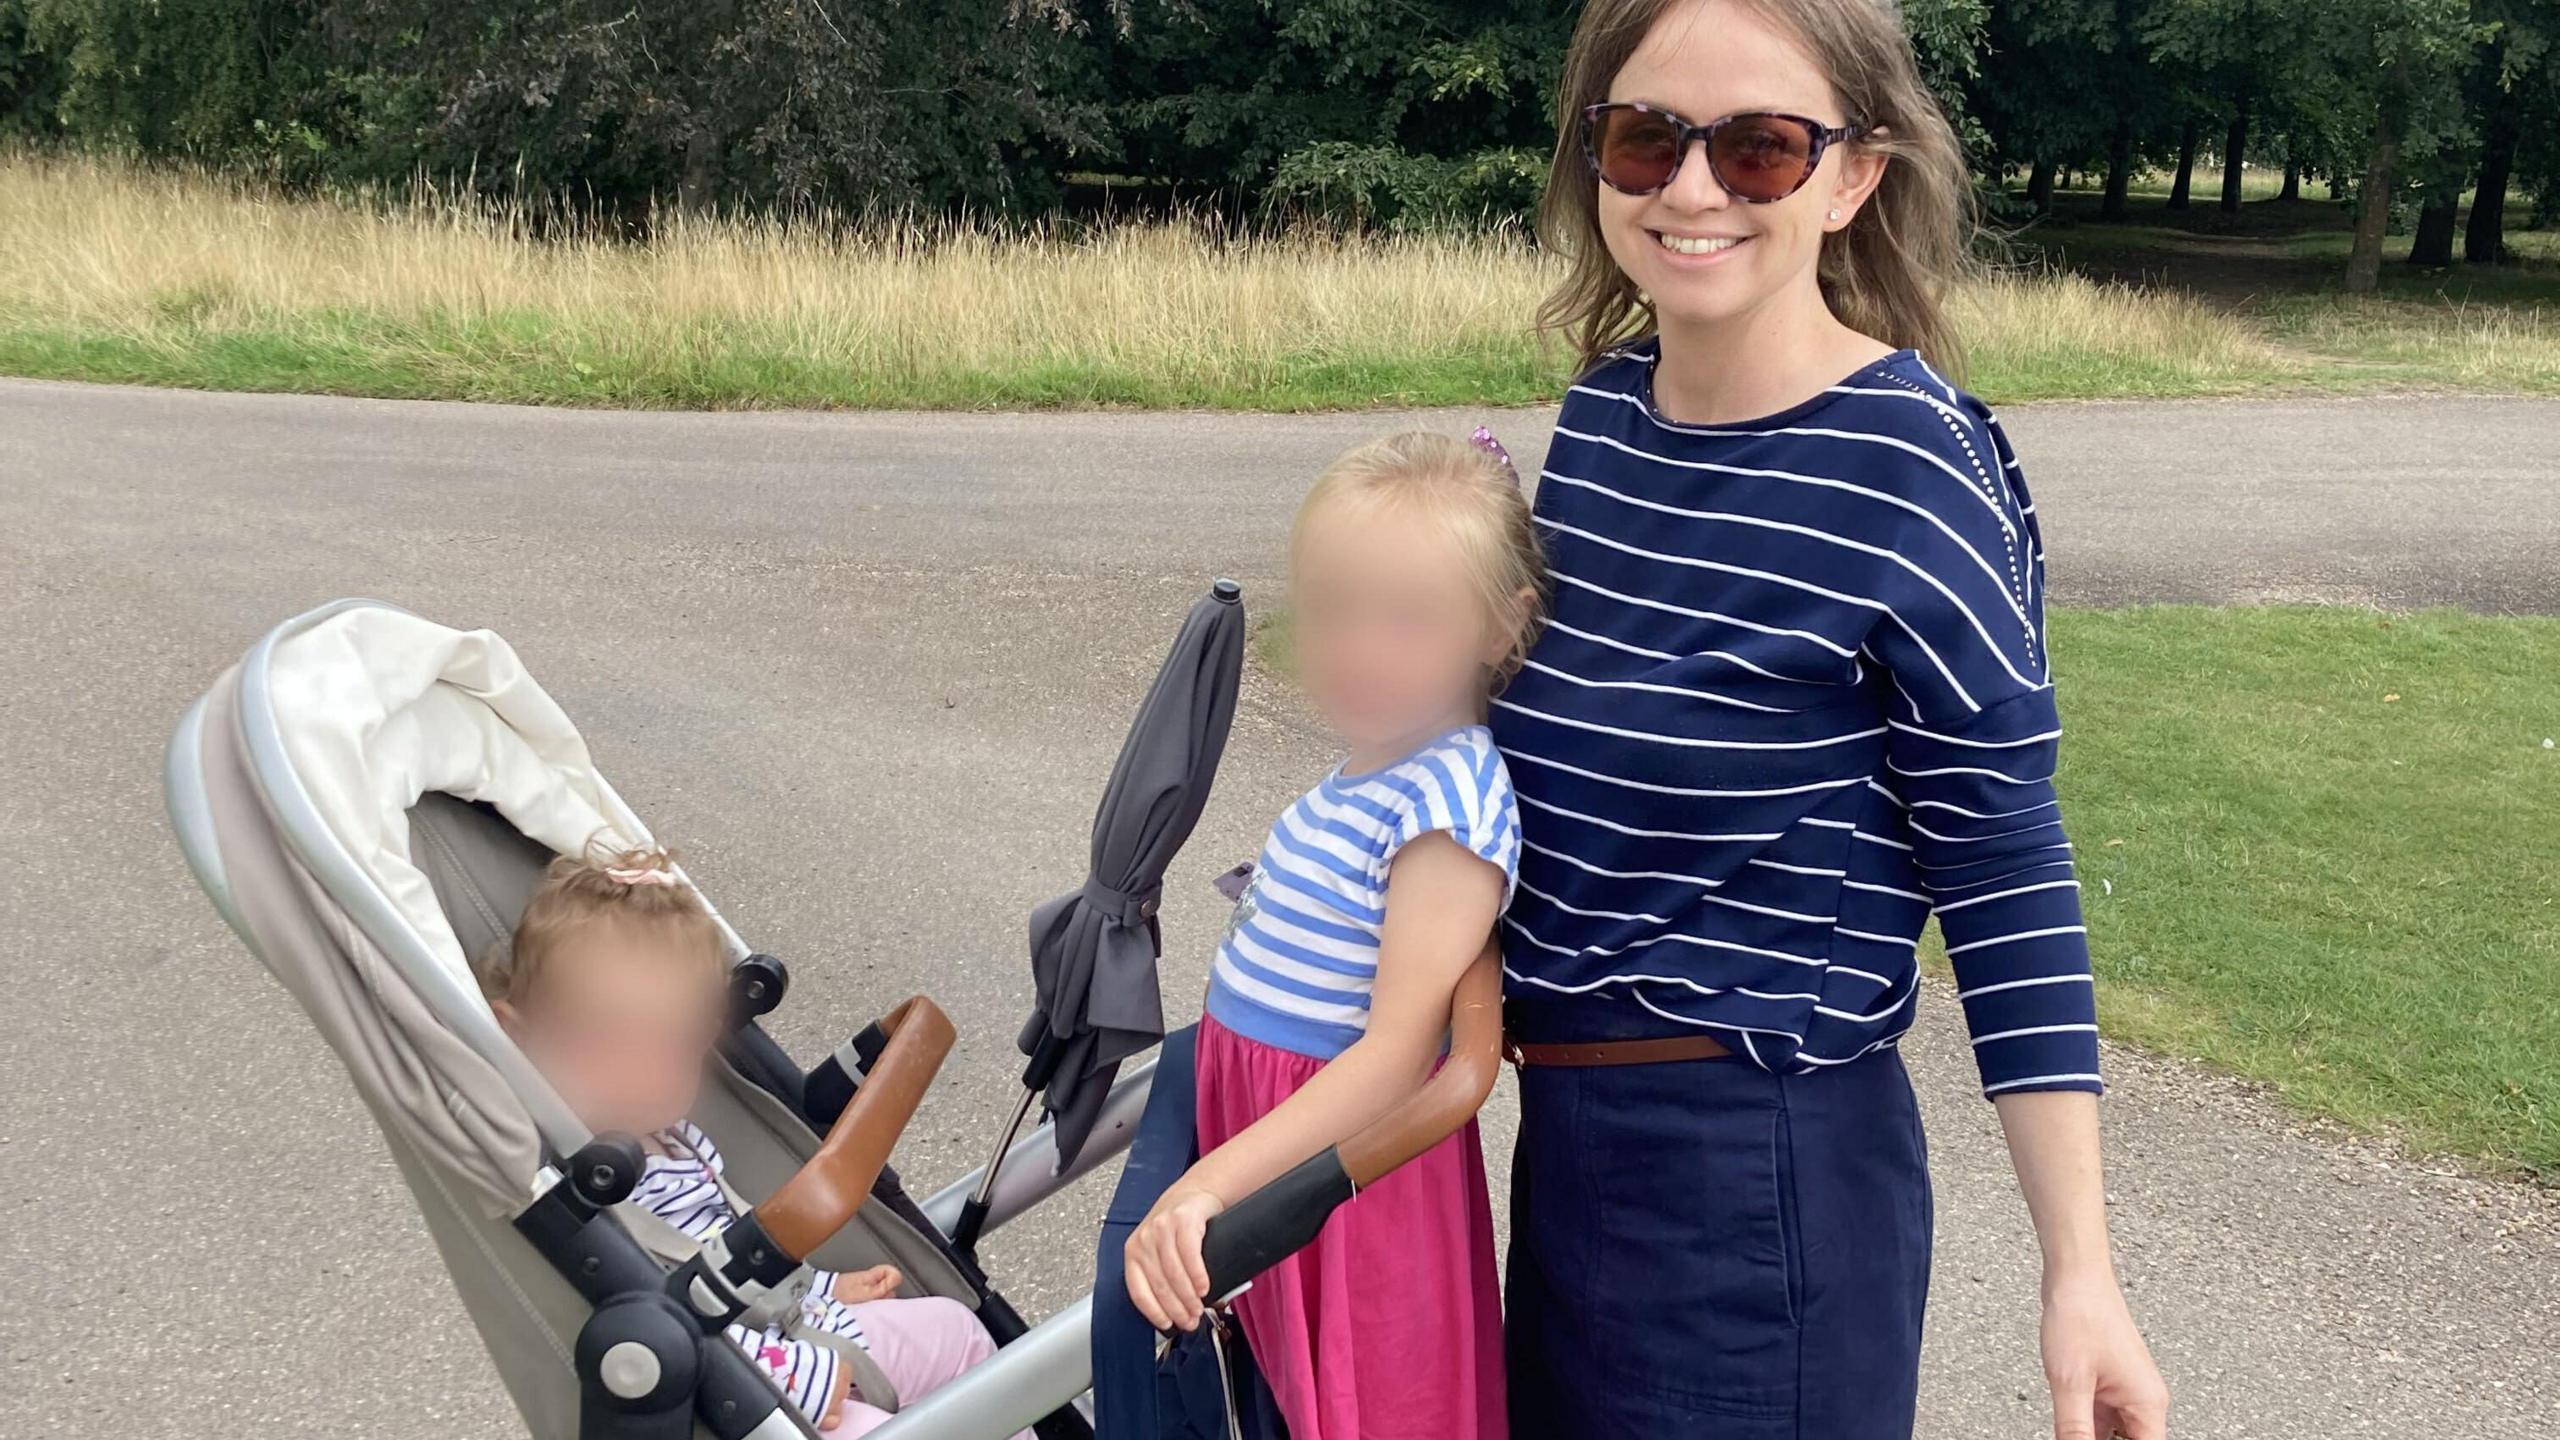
[1081,877,1162,928]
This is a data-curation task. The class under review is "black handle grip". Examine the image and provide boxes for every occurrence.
[1197,1147,1356,1304]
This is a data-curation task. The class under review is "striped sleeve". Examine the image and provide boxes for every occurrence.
[1861,410,2101,1097]
[1385,735,1522,902]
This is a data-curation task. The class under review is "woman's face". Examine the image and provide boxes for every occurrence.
[1596,0,1885,339]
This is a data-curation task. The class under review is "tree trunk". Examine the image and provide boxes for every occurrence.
[2281,150,2301,201]
[680,129,721,215]
[2220,91,2252,213]
[2027,157,2058,214]
[2409,178,2461,266]
[2466,56,2519,262]
[2345,102,2402,293]
[2168,119,2199,210]
[2329,171,2346,200]
[2101,116,2135,221]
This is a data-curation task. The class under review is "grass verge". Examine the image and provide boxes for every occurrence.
[1260,605,2560,1178]
[0,151,2445,411]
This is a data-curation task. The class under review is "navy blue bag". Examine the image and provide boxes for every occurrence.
[1091,1024,1288,1440]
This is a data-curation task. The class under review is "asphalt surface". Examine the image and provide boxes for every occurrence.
[2,378,2555,1439]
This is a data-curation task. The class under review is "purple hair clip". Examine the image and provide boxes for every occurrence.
[1469,426,1520,487]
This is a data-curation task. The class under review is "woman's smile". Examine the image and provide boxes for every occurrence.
[1649,229,1753,263]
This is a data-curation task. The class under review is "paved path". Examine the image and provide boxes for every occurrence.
[2,380,2555,1439]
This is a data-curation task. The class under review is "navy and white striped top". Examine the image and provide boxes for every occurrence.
[1206,725,1522,1060]
[1490,341,2101,1097]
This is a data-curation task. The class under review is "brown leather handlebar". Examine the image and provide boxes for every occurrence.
[1337,943,1503,1187]
[757,995,954,1259]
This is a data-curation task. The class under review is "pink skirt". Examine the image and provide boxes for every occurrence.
[1194,1013,1507,1440]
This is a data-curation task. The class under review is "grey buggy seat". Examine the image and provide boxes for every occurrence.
[162,599,1149,1440]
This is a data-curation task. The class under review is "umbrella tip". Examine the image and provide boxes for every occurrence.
[1211,578,1241,604]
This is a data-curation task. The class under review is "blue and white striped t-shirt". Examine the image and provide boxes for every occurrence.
[1491,340,2103,1098]
[1205,725,1522,1060]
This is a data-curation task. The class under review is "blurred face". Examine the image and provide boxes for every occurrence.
[1595,0,1886,340]
[1291,499,1514,756]
[497,919,725,1139]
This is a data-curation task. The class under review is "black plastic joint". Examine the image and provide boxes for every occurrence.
[711,1209,799,1292]
[728,953,789,1024]
[567,1134,647,1210]
[574,1293,699,1440]
[850,1020,891,1071]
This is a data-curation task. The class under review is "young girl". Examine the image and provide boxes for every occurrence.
[482,846,1027,1439]
[1123,430,1543,1440]
[1496,4,2170,1439]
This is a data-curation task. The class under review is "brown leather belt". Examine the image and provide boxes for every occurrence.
[1502,1032,1735,1067]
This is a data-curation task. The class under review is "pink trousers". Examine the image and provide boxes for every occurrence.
[820,1296,1030,1439]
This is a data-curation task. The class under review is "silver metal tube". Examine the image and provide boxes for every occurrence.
[970,1084,1043,1210]
[864,1296,1093,1440]
[922,1053,1157,1239]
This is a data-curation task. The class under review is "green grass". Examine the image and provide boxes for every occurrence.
[2047,607,2557,1180]
[7,152,2556,409]
[2003,192,2560,395]
[0,308,1568,411]
[1262,606,2560,1178]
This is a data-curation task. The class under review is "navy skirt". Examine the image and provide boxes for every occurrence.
[1505,1000,1933,1439]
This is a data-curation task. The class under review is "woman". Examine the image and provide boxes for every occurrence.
[1489,2,2171,1437]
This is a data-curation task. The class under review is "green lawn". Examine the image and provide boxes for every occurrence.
[2005,191,2560,394]
[1262,605,2560,1178]
[2046,607,2557,1180]
[6,153,2556,410]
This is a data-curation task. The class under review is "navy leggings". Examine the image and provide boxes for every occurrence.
[1506,1001,1934,1439]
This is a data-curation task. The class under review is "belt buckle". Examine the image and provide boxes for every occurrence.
[1499,1033,1527,1069]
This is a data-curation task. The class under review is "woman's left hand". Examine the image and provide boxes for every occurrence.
[2041,1265,2169,1440]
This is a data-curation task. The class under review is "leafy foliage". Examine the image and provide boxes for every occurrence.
[0,0,2548,257]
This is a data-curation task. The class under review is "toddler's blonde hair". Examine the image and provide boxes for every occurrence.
[479,843,725,1007]
[1291,430,1549,689]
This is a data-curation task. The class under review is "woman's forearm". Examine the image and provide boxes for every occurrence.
[1180,1034,1435,1205]
[1993,1090,2115,1277]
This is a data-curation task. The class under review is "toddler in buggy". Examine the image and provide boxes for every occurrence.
[164,588,1504,1440]
[481,841,1028,1437]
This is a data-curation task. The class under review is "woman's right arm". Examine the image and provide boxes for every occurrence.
[1124,831,1503,1331]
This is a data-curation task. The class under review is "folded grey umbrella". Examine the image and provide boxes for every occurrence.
[1020,580,1245,1168]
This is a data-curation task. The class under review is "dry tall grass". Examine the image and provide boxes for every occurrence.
[0,151,2311,408]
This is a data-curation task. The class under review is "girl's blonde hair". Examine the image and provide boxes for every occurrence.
[1292,430,1549,689]
[479,843,724,1006]
[1534,0,1976,379]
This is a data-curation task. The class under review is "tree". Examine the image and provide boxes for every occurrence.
[2462,0,2557,261]
[1973,0,2131,216]
[2333,0,2483,290]
[2147,0,2329,214]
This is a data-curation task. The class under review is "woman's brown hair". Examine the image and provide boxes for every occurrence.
[1534,0,1976,379]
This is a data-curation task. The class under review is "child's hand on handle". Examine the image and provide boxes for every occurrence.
[1124,1186,1228,1333]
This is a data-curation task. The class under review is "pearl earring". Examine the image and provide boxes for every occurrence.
[1827,208,1842,222]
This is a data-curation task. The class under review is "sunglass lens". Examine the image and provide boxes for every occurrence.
[1592,109,1682,194]
[1709,115,1817,201]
